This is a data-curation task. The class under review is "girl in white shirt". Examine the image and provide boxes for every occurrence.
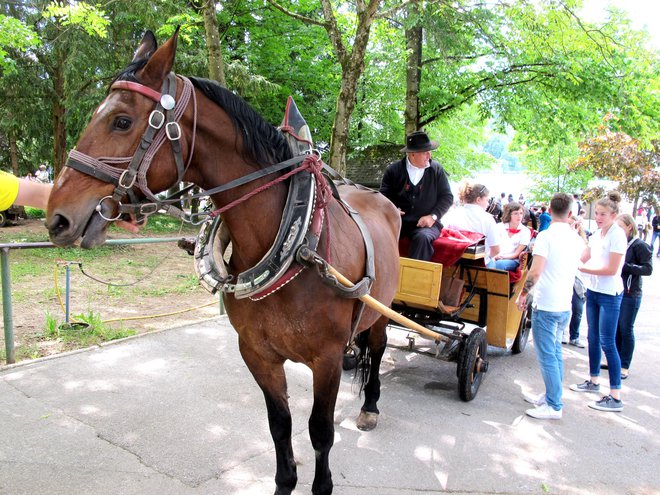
[493,202,531,271]
[443,182,500,266]
[570,191,627,412]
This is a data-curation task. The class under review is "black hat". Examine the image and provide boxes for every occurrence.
[400,131,439,153]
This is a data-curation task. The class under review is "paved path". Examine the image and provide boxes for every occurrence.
[1,270,659,494]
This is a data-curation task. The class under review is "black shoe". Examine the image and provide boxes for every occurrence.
[600,363,608,370]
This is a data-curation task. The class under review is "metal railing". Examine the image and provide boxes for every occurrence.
[1,237,222,365]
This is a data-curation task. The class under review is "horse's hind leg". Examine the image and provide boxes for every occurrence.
[309,355,343,495]
[356,315,388,431]
[239,342,297,495]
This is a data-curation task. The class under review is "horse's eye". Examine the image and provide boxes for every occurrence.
[113,116,132,131]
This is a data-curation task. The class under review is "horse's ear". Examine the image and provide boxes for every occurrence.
[137,27,179,88]
[132,31,158,62]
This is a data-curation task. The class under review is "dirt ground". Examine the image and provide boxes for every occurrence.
[1,219,222,363]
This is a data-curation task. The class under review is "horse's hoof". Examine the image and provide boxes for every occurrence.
[356,411,379,431]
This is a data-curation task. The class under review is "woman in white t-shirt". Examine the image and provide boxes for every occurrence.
[443,182,500,266]
[493,202,531,271]
[570,191,627,413]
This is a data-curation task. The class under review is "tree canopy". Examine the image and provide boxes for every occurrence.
[0,0,658,198]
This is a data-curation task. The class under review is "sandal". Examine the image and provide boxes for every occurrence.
[621,370,629,380]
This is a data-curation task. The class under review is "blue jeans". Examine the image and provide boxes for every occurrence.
[532,309,570,411]
[493,259,520,271]
[650,231,660,254]
[616,294,642,369]
[568,288,585,341]
[586,289,623,389]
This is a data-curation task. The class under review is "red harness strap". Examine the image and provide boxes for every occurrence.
[110,80,162,103]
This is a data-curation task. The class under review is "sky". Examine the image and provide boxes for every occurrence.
[581,0,660,48]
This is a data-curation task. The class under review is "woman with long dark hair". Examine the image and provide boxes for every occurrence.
[615,213,653,379]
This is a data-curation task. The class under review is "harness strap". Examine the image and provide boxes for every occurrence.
[66,155,119,184]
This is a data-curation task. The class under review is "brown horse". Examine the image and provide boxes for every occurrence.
[46,31,400,495]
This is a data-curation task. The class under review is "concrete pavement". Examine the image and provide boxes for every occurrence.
[1,270,659,494]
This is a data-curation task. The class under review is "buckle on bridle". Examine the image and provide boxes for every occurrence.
[149,110,165,129]
[95,196,123,221]
[139,203,159,215]
[166,122,181,141]
[118,169,137,189]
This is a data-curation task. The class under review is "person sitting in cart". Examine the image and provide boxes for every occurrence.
[379,131,453,261]
[492,201,531,272]
[443,181,501,267]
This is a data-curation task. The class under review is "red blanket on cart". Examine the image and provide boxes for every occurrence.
[399,228,485,266]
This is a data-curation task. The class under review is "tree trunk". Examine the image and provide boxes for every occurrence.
[323,0,381,175]
[202,0,226,86]
[9,132,19,175]
[404,0,422,134]
[52,43,67,176]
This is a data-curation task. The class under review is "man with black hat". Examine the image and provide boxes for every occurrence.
[380,131,454,261]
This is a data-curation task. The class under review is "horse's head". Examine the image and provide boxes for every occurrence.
[47,30,188,248]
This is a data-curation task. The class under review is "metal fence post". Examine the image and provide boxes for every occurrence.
[1,247,15,364]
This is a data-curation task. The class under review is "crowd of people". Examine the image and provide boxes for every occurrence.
[382,130,654,419]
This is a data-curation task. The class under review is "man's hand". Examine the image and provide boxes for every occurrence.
[416,214,436,228]
[115,219,140,233]
[115,215,145,234]
[516,292,527,311]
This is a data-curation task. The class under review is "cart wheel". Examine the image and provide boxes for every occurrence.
[512,294,533,354]
[0,211,6,228]
[457,327,488,402]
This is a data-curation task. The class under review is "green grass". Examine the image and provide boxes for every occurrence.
[0,344,41,362]
[108,213,199,235]
[43,311,136,346]
[24,207,45,219]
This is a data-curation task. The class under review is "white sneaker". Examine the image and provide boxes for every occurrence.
[525,404,562,420]
[523,392,547,406]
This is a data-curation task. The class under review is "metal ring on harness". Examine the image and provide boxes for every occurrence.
[95,196,123,221]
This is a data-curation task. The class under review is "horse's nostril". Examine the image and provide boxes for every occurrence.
[49,214,71,236]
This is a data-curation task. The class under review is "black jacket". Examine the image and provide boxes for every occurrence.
[653,215,660,232]
[379,158,453,227]
[621,238,653,296]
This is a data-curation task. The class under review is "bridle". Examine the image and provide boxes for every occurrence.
[62,74,375,306]
[64,72,314,225]
[64,73,198,223]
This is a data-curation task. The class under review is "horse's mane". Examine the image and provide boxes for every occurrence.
[111,60,293,168]
[189,77,293,167]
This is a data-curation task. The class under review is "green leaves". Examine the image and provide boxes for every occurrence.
[44,2,110,38]
[0,15,41,74]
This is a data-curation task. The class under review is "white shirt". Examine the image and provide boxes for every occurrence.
[584,223,627,295]
[496,223,531,258]
[405,158,429,186]
[444,204,500,264]
[532,222,585,312]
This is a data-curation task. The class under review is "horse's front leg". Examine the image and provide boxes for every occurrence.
[356,316,388,431]
[239,341,297,495]
[309,354,343,495]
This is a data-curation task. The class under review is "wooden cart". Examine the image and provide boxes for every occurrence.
[386,247,532,401]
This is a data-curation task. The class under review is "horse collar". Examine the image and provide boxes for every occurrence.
[193,163,322,300]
